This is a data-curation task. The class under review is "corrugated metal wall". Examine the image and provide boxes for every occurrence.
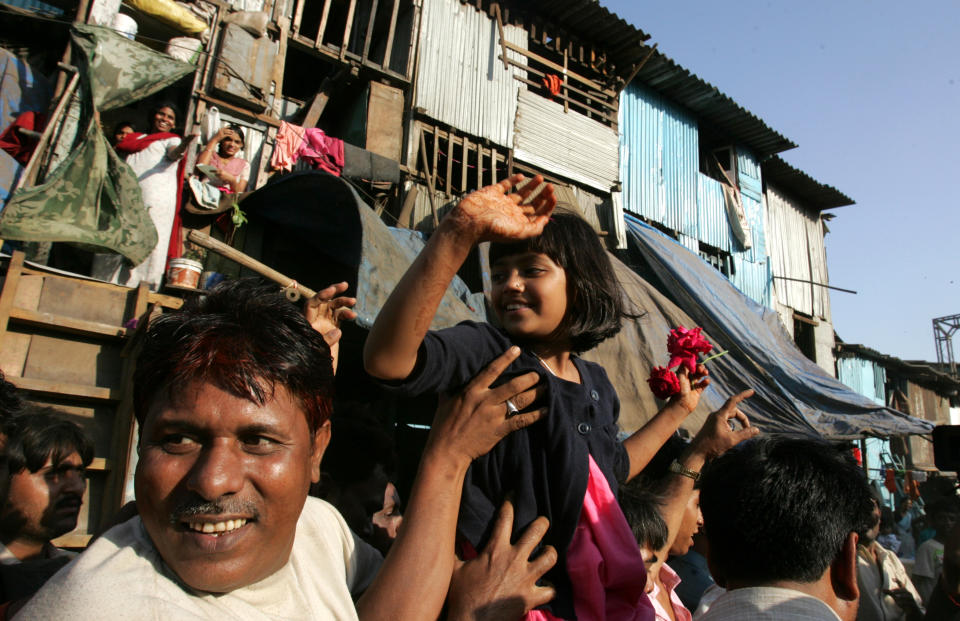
[619,81,698,236]
[513,89,619,193]
[837,356,887,405]
[414,0,527,148]
[766,183,831,320]
[729,254,771,308]
[737,148,763,202]
[696,173,731,252]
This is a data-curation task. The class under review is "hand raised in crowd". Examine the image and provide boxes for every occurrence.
[426,346,546,467]
[884,588,923,621]
[447,174,556,244]
[689,389,758,460]
[447,500,557,621]
[670,363,711,415]
[304,281,357,373]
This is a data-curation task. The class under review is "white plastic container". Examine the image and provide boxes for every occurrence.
[166,258,203,288]
[112,13,138,40]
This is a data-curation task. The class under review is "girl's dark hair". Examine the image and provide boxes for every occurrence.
[489,211,635,353]
[224,123,245,147]
[112,120,136,135]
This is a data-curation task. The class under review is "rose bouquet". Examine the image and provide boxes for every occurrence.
[646,326,724,400]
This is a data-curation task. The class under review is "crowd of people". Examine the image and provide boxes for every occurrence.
[1,174,960,621]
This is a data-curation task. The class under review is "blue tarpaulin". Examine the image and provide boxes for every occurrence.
[626,216,932,438]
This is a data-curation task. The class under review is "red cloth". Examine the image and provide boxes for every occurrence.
[297,128,344,176]
[884,469,898,494]
[116,131,187,264]
[526,456,654,621]
[542,74,562,97]
[0,111,46,164]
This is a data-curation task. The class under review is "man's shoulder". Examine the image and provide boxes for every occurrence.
[14,518,178,619]
[696,586,841,621]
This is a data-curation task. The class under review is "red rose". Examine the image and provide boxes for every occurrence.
[647,366,681,400]
[667,325,713,374]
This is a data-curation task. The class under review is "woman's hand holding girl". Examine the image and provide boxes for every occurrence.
[446,174,556,244]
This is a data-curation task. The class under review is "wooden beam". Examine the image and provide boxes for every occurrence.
[195,93,282,128]
[492,3,509,71]
[0,251,25,346]
[445,130,453,196]
[511,73,617,123]
[382,0,399,70]
[504,57,617,112]
[362,0,380,63]
[563,48,569,113]
[317,0,333,50]
[272,17,290,118]
[418,128,439,227]
[8,308,127,339]
[461,135,469,193]
[619,43,658,92]
[397,184,418,228]
[9,376,119,402]
[340,0,358,62]
[291,0,306,36]
[502,39,615,97]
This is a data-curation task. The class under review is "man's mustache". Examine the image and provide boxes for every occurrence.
[169,496,260,524]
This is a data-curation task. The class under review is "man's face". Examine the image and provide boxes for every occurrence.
[0,452,86,546]
[135,381,328,593]
[670,490,704,556]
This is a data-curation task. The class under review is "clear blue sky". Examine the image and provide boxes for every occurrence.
[604,0,960,363]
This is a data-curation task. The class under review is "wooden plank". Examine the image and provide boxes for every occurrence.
[317,0,333,49]
[418,128,439,227]
[303,85,333,129]
[511,73,617,123]
[492,3,508,71]
[195,93,282,128]
[53,533,92,549]
[445,130,453,196]
[272,17,291,118]
[382,0,399,70]
[8,308,127,339]
[0,251,26,345]
[8,376,119,402]
[340,0,357,62]
[563,48,569,114]
[476,142,482,189]
[361,0,379,63]
[291,0,305,36]
[365,82,404,160]
[87,457,112,472]
[461,136,469,193]
[502,39,615,97]
[505,57,617,113]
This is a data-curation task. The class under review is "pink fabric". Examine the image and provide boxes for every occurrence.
[647,563,692,621]
[526,456,653,621]
[298,128,344,176]
[271,121,303,172]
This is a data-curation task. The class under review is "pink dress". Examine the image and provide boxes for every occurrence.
[526,456,654,621]
[210,152,250,193]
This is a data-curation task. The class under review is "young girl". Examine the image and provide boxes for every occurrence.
[365,175,708,620]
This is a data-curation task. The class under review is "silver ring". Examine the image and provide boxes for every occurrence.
[505,399,520,416]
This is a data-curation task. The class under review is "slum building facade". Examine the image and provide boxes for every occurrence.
[0,0,879,545]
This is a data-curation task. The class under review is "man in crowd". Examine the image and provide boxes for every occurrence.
[697,436,874,621]
[912,498,960,604]
[856,497,923,621]
[0,409,92,605]
[17,279,556,620]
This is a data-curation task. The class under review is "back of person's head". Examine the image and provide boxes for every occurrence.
[619,480,668,552]
[133,278,334,435]
[699,436,873,586]
[0,370,24,420]
[4,407,93,474]
[636,434,689,495]
[488,209,631,353]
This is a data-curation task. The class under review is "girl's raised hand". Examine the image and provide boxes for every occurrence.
[449,174,556,243]
[670,363,710,414]
[305,281,357,373]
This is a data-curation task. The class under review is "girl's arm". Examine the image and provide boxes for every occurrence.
[196,129,224,167]
[652,391,756,557]
[622,366,709,481]
[363,175,555,381]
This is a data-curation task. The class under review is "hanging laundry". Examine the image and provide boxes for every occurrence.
[542,74,562,97]
[271,121,303,172]
[884,468,898,494]
[298,128,344,177]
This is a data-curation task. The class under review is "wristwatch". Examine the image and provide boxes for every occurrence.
[668,459,700,481]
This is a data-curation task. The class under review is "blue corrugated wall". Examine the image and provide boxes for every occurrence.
[620,83,773,307]
[837,356,887,405]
